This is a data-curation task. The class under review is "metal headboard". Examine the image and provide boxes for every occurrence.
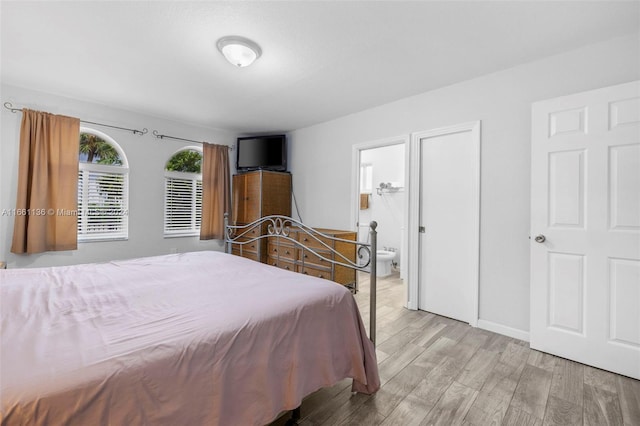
[224,214,378,345]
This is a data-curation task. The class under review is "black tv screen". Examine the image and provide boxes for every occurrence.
[236,135,287,172]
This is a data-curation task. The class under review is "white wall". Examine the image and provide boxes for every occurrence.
[288,33,640,334]
[359,145,404,269]
[0,84,238,268]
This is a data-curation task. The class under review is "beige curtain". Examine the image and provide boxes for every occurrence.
[11,109,80,254]
[200,143,231,240]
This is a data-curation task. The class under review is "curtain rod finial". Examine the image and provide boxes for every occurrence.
[4,102,19,113]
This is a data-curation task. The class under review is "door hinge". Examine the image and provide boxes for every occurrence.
[419,226,425,233]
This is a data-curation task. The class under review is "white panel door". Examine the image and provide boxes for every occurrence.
[417,122,480,324]
[531,80,640,379]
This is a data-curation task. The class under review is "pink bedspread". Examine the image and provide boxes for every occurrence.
[0,251,379,425]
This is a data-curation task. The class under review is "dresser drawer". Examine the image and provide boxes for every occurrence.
[231,239,260,253]
[233,224,261,240]
[267,256,296,272]
[298,264,332,281]
[267,241,297,261]
[297,232,334,250]
[298,249,332,268]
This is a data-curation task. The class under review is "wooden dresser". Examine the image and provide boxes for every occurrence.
[230,170,356,289]
[267,228,357,289]
[231,170,291,263]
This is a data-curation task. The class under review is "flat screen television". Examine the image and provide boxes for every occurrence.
[236,134,287,172]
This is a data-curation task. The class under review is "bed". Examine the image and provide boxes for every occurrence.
[0,218,380,426]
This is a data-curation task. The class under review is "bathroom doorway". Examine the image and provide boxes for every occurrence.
[351,136,409,304]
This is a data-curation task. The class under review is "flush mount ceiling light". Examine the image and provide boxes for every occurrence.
[217,36,262,68]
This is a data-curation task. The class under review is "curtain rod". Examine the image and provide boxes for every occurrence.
[4,102,148,135]
[152,130,234,150]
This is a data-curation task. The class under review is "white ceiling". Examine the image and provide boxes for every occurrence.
[1,1,638,133]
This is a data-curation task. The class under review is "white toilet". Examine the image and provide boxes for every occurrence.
[376,250,396,277]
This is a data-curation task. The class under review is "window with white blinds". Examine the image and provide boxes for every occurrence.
[77,129,129,242]
[78,165,129,241]
[164,148,203,237]
[164,173,202,236]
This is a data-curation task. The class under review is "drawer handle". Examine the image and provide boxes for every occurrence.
[285,266,291,270]
[303,237,308,242]
[303,271,308,275]
[304,254,308,259]
[317,274,323,278]
[285,250,290,255]
[273,248,277,253]
[250,244,255,249]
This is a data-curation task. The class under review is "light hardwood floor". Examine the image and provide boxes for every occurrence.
[271,272,640,426]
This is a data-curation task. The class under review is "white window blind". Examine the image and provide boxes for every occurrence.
[78,163,129,241]
[164,172,202,236]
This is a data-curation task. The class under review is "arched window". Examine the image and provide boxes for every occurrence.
[78,128,129,241]
[164,147,203,237]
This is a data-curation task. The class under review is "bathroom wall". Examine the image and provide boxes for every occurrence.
[358,144,405,272]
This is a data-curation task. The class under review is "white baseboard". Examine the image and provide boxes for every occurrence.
[477,319,530,342]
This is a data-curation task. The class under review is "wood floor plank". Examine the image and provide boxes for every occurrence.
[336,408,386,426]
[499,342,531,369]
[410,356,462,408]
[441,321,471,342]
[419,381,478,426]
[457,348,499,390]
[408,311,436,329]
[464,397,510,426]
[616,375,640,426]
[483,361,526,392]
[377,306,410,325]
[502,406,543,426]
[463,362,522,426]
[584,365,618,394]
[526,350,557,372]
[445,341,482,367]
[377,342,425,384]
[543,395,582,425]
[379,393,431,426]
[459,328,491,349]
[412,336,457,370]
[583,383,624,426]
[356,364,426,417]
[306,387,369,425]
[549,358,584,406]
[384,310,428,335]
[510,364,553,420]
[377,326,424,356]
[483,333,513,355]
[411,321,448,348]
[374,331,394,347]
[375,348,391,364]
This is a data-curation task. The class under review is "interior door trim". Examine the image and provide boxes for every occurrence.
[350,134,410,305]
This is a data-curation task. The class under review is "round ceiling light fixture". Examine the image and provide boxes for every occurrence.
[217,35,262,68]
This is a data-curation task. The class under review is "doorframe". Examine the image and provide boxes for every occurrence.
[351,135,410,306]
[408,121,481,325]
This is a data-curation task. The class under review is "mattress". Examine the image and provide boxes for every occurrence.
[0,251,379,425]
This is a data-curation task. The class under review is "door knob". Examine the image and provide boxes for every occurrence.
[534,234,546,243]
